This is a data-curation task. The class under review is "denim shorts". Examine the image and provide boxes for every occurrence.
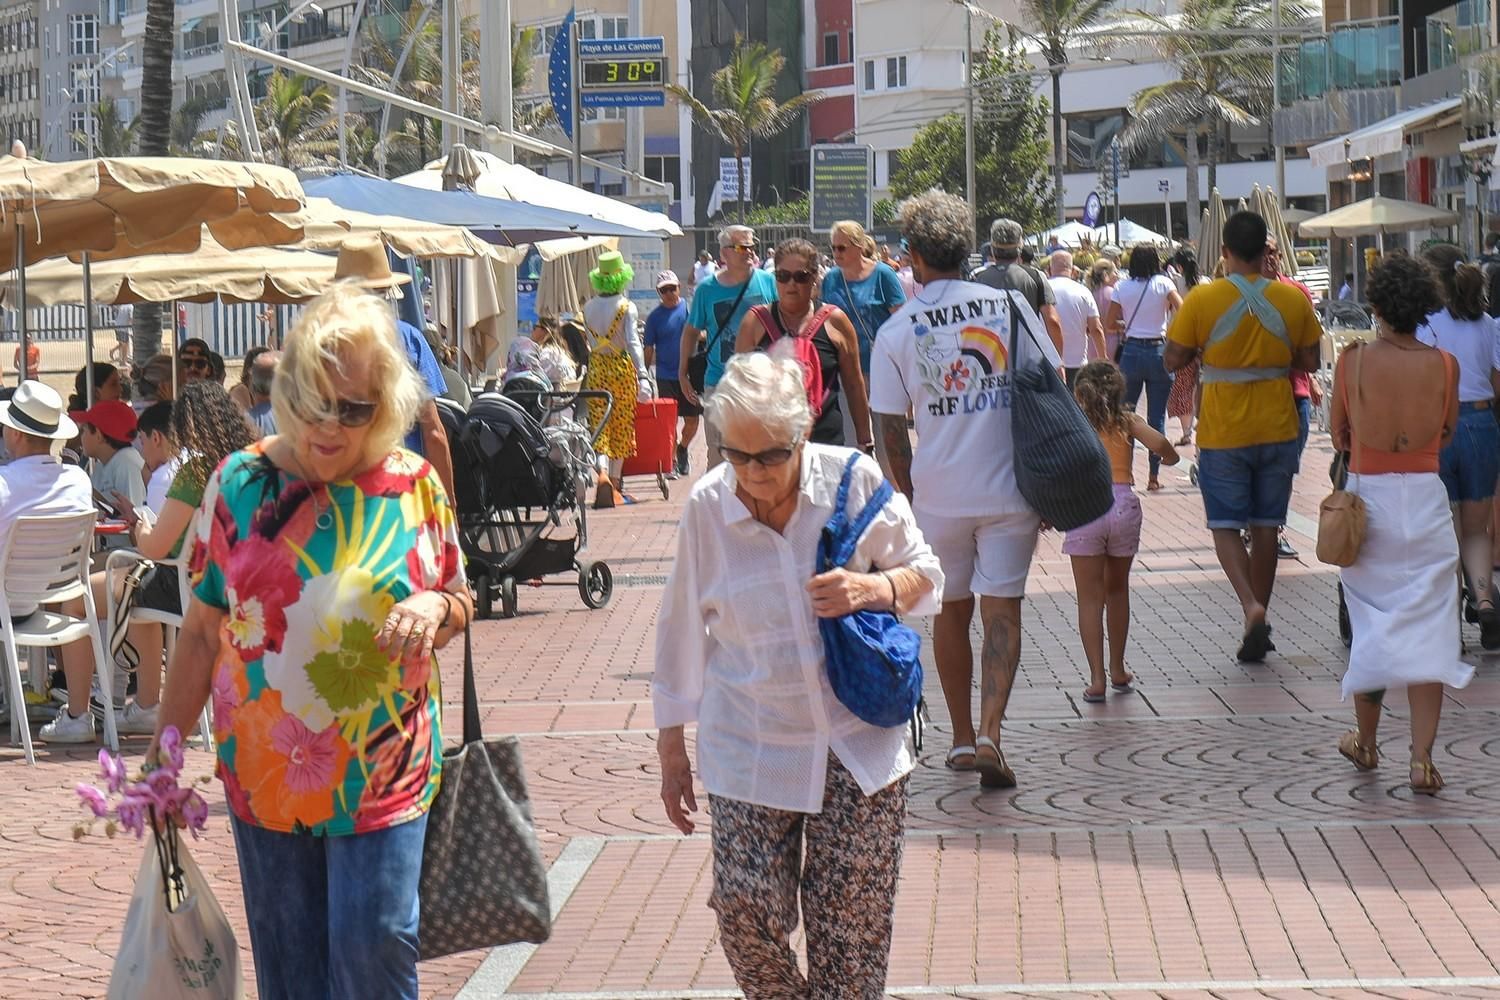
[1196,439,1300,529]
[1439,403,1500,504]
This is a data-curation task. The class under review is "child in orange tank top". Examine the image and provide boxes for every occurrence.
[1065,362,1181,702]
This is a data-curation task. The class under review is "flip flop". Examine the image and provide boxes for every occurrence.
[1237,621,1272,663]
[1110,677,1135,694]
[944,745,977,771]
[974,736,1017,790]
[1081,689,1107,704]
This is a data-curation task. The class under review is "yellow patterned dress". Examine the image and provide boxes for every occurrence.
[585,301,638,460]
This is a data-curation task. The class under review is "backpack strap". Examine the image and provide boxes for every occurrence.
[810,303,839,333]
[749,303,780,342]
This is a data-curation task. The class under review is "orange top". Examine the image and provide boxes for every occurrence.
[1103,425,1134,485]
[1345,350,1453,475]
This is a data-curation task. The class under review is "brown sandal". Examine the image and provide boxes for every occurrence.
[1338,730,1377,771]
[1410,759,1444,796]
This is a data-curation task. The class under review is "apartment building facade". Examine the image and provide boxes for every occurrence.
[0,0,39,154]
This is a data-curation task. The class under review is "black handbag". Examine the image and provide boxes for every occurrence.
[417,623,552,960]
[1006,294,1115,530]
[687,278,752,394]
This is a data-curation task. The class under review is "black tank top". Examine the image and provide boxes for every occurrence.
[756,305,844,446]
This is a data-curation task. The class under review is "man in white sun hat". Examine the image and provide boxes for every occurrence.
[0,382,100,743]
[643,268,696,475]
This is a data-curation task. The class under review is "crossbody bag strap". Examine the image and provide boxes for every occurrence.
[841,270,874,348]
[707,278,753,358]
[1122,279,1149,335]
[461,616,481,746]
[826,452,895,567]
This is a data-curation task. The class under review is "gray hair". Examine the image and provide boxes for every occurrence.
[990,217,1023,249]
[898,189,973,273]
[705,344,811,446]
[1049,250,1073,276]
[718,224,756,250]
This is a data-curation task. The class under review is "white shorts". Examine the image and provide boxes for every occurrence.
[915,509,1041,601]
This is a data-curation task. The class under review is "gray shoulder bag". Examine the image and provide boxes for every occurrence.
[418,621,552,959]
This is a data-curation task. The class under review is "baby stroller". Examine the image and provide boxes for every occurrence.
[445,386,615,619]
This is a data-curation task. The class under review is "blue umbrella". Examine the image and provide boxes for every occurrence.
[301,174,658,244]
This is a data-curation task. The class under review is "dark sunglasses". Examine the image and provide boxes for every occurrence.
[658,285,679,293]
[831,243,851,253]
[294,397,379,428]
[774,269,815,285]
[719,444,797,467]
[181,356,210,371]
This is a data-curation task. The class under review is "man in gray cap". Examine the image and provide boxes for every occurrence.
[973,218,1064,353]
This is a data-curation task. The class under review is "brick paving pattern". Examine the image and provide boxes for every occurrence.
[3,433,1500,998]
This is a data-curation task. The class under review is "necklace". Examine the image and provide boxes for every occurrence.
[282,447,336,531]
[1376,334,1427,352]
[744,484,798,526]
[774,301,815,337]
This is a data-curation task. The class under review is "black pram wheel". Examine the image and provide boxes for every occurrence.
[500,576,518,619]
[1337,582,1352,647]
[474,571,493,620]
[579,562,613,609]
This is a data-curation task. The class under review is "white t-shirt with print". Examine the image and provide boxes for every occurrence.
[1047,275,1100,367]
[869,278,1062,518]
[1416,308,1500,403]
[1115,274,1177,339]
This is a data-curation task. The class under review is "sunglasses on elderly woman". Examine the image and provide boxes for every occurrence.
[718,444,797,467]
[774,269,815,285]
[293,397,379,428]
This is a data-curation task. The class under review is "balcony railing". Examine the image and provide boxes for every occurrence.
[180,41,221,59]
[1277,16,1400,106]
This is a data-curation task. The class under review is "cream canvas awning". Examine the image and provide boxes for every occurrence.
[1308,97,1462,169]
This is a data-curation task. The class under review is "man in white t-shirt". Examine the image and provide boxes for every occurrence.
[869,190,1061,792]
[1047,250,1105,386]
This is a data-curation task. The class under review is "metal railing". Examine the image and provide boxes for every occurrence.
[1277,17,1401,106]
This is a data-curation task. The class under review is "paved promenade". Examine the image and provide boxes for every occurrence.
[3,431,1500,999]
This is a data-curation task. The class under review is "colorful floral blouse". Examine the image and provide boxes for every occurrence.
[190,442,466,836]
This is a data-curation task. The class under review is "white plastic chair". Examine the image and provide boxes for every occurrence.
[0,512,117,763]
[104,510,212,751]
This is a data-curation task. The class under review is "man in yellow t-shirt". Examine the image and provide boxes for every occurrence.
[1165,210,1321,664]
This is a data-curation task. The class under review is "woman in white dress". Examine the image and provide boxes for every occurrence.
[1330,253,1472,795]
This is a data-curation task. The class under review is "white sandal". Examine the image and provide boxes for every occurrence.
[974,736,1017,790]
[944,745,977,771]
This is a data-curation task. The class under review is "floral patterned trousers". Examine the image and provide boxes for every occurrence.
[707,754,907,1000]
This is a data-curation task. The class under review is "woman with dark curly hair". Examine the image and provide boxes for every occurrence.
[1416,243,1500,648]
[1331,252,1472,795]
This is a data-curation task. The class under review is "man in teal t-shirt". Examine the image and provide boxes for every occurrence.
[679,224,778,470]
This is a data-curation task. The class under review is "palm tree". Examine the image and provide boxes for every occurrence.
[131,0,174,373]
[667,38,824,222]
[218,71,343,168]
[72,97,137,156]
[168,97,213,156]
[1018,0,1113,224]
[1120,0,1311,239]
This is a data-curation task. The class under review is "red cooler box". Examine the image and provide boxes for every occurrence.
[621,397,677,498]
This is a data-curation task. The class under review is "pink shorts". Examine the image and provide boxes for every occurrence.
[1062,483,1142,558]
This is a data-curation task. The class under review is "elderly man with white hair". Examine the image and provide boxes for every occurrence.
[677,224,778,469]
[1048,249,1107,387]
[655,346,942,999]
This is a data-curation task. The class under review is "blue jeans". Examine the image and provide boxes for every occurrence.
[1197,439,1301,530]
[1295,396,1312,467]
[1119,339,1174,479]
[1439,403,1500,503]
[231,813,429,1000]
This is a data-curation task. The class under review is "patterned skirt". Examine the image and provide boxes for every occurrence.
[1167,358,1200,418]
[585,350,637,460]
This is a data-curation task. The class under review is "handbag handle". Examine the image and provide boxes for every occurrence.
[461,619,482,747]
[1343,343,1364,493]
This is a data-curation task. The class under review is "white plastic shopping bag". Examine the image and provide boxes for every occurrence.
[108,830,243,1000]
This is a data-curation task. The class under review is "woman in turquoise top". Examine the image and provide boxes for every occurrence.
[151,283,474,1000]
[820,219,906,374]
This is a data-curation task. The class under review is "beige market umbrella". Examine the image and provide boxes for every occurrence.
[1252,185,1298,276]
[1296,196,1459,237]
[1281,207,1316,226]
[9,227,336,306]
[1199,188,1226,274]
[535,237,616,320]
[291,197,515,263]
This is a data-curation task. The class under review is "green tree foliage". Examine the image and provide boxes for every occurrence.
[747,197,811,226]
[890,31,1055,239]
[667,37,823,222]
[73,97,137,156]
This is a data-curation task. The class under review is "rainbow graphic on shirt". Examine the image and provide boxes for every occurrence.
[958,326,1007,375]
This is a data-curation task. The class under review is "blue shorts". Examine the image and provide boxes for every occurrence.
[1438,403,1500,504]
[1197,439,1300,530]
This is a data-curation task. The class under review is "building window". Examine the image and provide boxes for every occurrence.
[822,32,839,66]
[69,61,99,104]
[885,56,907,88]
[1065,109,1124,171]
[68,14,97,56]
[644,153,681,202]
[581,105,623,122]
[531,21,562,58]
[579,16,628,40]
[863,59,875,91]
[70,109,92,153]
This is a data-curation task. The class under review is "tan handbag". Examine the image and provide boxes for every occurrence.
[1316,345,1367,567]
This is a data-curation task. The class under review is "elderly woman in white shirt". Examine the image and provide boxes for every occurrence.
[654,347,943,999]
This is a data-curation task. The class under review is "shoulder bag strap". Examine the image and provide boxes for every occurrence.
[841,270,874,349]
[828,452,895,567]
[708,279,753,357]
[1122,279,1149,336]
[461,618,481,746]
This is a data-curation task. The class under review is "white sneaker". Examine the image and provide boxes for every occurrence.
[115,701,159,736]
[38,706,96,744]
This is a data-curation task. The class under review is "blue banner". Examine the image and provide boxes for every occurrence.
[548,10,575,140]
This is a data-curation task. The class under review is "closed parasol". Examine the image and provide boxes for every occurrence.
[535,237,617,321]
[1251,185,1298,276]
[1199,189,1226,275]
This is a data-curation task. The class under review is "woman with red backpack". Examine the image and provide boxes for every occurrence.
[733,237,874,451]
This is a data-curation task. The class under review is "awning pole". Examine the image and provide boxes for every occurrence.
[82,251,95,404]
